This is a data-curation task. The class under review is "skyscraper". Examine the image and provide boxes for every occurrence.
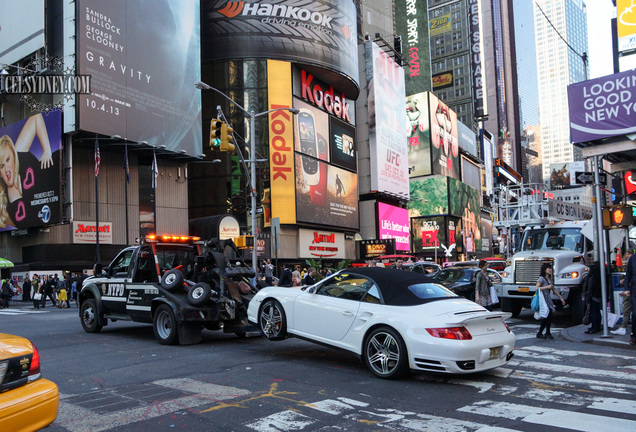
[534,0,588,181]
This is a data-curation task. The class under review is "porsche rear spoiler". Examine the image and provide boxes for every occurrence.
[448,311,511,325]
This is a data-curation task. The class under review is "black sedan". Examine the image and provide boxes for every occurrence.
[426,267,501,302]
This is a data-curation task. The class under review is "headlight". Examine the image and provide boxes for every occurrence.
[502,270,510,278]
[561,272,579,279]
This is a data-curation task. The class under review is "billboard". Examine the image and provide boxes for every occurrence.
[448,178,481,253]
[268,60,296,224]
[432,72,454,90]
[407,92,431,178]
[429,93,459,180]
[395,0,432,96]
[408,176,448,218]
[202,0,359,96]
[549,161,585,189]
[359,238,396,259]
[0,111,62,232]
[468,0,486,118]
[329,117,356,172]
[366,41,409,198]
[377,203,410,251]
[618,0,636,52]
[77,0,201,156]
[429,15,451,37]
[294,154,358,229]
[294,99,330,162]
[482,132,494,198]
[458,121,478,157]
[567,69,636,143]
[0,0,44,66]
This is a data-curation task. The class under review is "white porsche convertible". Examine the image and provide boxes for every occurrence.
[247,267,515,379]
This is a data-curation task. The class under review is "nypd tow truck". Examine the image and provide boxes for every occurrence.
[79,234,259,345]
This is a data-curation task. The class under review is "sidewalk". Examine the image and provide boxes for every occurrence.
[561,323,635,349]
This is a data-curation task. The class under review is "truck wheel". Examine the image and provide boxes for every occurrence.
[187,282,212,306]
[80,299,102,333]
[153,304,179,345]
[161,269,184,292]
[570,288,585,324]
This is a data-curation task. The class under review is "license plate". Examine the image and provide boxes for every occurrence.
[489,347,500,360]
[518,287,529,293]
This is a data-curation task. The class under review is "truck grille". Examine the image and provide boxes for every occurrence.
[514,259,553,284]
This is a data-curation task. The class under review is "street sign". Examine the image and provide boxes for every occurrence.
[574,171,607,185]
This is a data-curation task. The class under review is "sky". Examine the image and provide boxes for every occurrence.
[587,0,616,79]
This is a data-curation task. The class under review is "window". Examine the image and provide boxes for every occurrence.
[110,249,135,277]
[315,273,379,302]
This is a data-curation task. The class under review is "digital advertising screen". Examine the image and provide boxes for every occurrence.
[329,117,356,172]
[408,176,448,218]
[377,202,410,251]
[77,0,201,155]
[429,93,459,180]
[294,99,329,162]
[406,91,432,178]
[366,40,409,197]
[411,216,446,254]
[448,178,481,253]
[0,111,62,232]
[294,154,358,229]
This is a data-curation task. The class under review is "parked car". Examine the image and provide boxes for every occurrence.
[480,257,508,272]
[427,267,502,302]
[248,267,515,379]
[402,261,442,275]
[0,333,59,431]
[442,260,480,268]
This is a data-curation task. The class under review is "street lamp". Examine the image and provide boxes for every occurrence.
[195,81,299,275]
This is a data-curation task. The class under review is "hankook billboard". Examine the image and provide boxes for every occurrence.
[0,111,62,232]
[77,0,201,156]
[202,0,359,97]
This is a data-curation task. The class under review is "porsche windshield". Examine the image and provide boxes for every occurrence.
[522,228,584,252]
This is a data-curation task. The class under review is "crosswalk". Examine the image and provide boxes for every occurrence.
[0,307,51,315]
[51,338,636,432]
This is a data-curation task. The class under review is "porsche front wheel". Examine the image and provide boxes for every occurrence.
[363,327,409,379]
[259,300,287,340]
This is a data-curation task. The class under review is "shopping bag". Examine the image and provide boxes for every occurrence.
[602,308,619,328]
[490,285,499,304]
[33,292,42,301]
[530,292,540,312]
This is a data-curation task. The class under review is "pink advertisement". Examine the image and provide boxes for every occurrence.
[378,202,410,251]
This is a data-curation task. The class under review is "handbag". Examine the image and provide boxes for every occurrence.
[581,302,591,325]
[33,292,42,301]
[530,292,541,312]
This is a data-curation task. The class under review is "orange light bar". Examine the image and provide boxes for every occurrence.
[145,234,200,243]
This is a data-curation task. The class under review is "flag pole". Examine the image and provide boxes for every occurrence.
[94,135,100,264]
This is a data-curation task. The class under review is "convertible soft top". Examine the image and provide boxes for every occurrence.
[342,267,451,306]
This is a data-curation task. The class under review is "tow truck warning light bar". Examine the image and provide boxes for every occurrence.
[145,234,202,244]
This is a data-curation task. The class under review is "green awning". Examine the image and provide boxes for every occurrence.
[0,258,14,268]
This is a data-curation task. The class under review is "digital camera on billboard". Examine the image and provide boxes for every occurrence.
[298,110,320,185]
[310,134,328,207]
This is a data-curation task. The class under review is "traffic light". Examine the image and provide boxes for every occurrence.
[234,235,254,249]
[209,119,223,148]
[220,123,235,153]
[603,205,634,228]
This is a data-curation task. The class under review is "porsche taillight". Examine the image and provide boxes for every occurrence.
[426,327,473,340]
[28,342,41,380]
[503,321,511,333]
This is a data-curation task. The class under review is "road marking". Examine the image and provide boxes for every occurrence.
[245,410,314,432]
[0,308,49,315]
[508,359,636,381]
[459,400,636,431]
[522,345,636,360]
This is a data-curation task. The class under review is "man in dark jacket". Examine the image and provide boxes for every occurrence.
[41,274,57,308]
[0,279,12,308]
[278,265,293,287]
[626,252,636,345]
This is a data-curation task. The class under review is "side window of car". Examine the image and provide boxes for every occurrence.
[315,274,376,301]
[111,250,134,277]
[412,266,423,274]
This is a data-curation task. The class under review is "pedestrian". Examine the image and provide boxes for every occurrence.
[612,249,633,336]
[278,264,293,287]
[70,277,79,307]
[292,270,302,287]
[0,278,12,308]
[57,274,69,308]
[395,259,405,270]
[41,275,57,308]
[583,262,604,334]
[303,267,317,286]
[263,259,274,286]
[22,276,31,302]
[624,248,636,346]
[535,263,565,339]
[475,259,494,310]
[32,274,41,309]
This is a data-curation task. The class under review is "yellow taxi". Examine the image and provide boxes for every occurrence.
[0,333,58,431]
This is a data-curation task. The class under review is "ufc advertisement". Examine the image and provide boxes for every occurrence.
[429,92,459,180]
[406,91,431,178]
[377,202,410,251]
[202,0,359,92]
[0,111,62,232]
[366,40,409,197]
[294,154,358,229]
[77,0,201,156]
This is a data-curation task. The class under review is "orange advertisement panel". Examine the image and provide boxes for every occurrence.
[618,0,636,52]
[267,60,296,224]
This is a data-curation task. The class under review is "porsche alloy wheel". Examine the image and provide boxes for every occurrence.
[259,300,286,340]
[364,327,408,379]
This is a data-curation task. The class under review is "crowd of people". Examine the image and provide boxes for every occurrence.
[0,270,88,309]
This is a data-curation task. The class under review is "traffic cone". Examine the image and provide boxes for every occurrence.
[617,252,623,267]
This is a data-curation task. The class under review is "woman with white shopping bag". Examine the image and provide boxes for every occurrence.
[475,259,496,311]
[535,263,565,339]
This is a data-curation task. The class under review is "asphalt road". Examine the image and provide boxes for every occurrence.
[2,304,635,432]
